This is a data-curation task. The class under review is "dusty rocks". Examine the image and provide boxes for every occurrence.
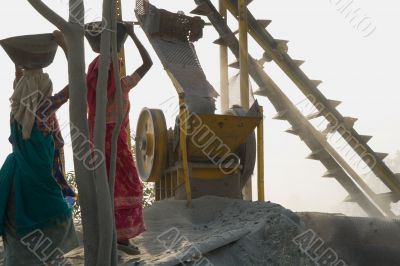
[1,197,315,266]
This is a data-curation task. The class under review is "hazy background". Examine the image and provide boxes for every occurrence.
[0,0,399,215]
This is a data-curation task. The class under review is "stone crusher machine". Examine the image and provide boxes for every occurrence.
[130,2,400,265]
[134,1,264,206]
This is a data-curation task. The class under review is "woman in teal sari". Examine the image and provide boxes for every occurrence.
[0,32,78,265]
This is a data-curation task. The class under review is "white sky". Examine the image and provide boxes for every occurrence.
[0,0,399,215]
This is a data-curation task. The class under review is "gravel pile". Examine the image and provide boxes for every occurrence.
[1,197,315,266]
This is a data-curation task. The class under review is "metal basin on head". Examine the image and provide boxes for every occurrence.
[85,21,128,53]
[0,34,58,70]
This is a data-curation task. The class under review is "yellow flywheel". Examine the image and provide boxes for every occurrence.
[135,108,168,182]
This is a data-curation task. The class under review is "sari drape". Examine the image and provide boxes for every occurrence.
[0,121,71,236]
[86,56,145,240]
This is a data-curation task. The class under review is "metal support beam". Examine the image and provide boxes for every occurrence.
[116,0,126,77]
[219,1,229,112]
[116,0,133,147]
[221,0,400,196]
[179,93,192,207]
[239,0,252,200]
[239,0,250,110]
[257,106,265,202]
[198,0,385,217]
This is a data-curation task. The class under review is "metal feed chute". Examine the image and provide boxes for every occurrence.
[136,0,218,114]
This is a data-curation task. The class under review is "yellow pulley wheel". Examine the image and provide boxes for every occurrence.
[135,108,168,182]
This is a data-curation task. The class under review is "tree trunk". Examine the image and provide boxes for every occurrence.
[108,2,125,262]
[27,0,119,265]
[92,0,119,265]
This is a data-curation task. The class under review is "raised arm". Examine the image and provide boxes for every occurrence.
[53,30,68,59]
[122,24,153,90]
[51,31,70,102]
[128,28,153,78]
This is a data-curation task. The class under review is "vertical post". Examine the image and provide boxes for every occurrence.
[219,1,229,112]
[179,93,192,207]
[257,106,265,201]
[116,0,132,147]
[155,180,161,201]
[116,0,126,77]
[239,0,249,110]
[159,174,165,200]
[239,0,252,200]
[116,0,125,76]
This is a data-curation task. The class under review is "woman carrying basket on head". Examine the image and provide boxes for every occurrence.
[86,23,153,255]
[0,31,78,265]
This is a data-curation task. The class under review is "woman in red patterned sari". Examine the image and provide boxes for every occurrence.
[86,25,152,254]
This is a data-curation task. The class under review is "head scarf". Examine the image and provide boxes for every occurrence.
[10,69,53,139]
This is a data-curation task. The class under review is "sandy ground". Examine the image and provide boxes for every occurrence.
[1,197,314,266]
[67,197,313,266]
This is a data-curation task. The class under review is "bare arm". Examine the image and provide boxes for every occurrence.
[54,84,69,107]
[130,33,152,78]
[53,31,69,100]
[53,30,68,59]
[55,85,69,104]
[126,25,153,79]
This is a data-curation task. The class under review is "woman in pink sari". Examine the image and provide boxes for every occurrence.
[86,24,152,254]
